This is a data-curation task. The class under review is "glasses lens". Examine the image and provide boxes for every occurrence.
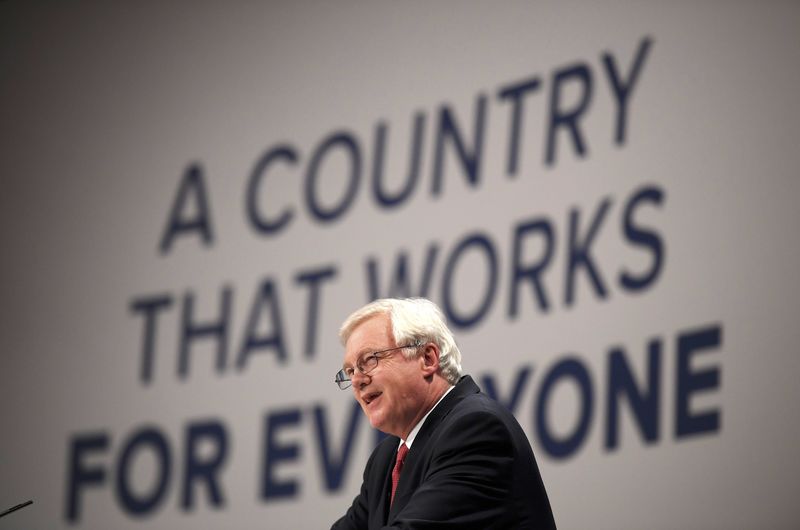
[334,369,351,390]
[361,354,380,374]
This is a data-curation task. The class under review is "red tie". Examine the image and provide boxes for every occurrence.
[390,443,409,506]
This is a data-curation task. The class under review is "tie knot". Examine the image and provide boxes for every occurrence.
[396,443,409,464]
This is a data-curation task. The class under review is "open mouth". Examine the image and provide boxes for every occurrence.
[363,391,382,405]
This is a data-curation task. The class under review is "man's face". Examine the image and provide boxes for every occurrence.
[343,313,426,439]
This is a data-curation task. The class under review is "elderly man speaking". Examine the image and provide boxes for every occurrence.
[331,298,556,529]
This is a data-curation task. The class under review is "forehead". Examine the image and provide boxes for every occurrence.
[343,313,394,363]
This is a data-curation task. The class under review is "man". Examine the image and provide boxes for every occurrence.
[331,298,556,529]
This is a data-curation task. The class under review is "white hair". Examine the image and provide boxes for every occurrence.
[339,298,463,385]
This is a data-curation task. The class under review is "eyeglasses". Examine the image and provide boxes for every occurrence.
[334,343,421,390]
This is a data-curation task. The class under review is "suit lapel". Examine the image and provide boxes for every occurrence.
[386,376,481,521]
[412,376,480,450]
[370,437,399,527]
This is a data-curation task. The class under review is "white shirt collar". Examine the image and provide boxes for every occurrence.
[400,384,455,449]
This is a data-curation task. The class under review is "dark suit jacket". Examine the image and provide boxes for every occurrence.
[332,375,556,529]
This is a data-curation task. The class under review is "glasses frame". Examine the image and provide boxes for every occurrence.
[334,342,421,390]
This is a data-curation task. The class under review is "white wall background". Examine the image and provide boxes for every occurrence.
[2,2,799,529]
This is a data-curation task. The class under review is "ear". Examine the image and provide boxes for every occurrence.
[419,342,440,377]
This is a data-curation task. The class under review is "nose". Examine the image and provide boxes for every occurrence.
[351,367,370,390]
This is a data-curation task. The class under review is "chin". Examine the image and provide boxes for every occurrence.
[369,414,392,434]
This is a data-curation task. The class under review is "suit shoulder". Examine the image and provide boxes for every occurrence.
[438,392,531,448]
[449,390,515,421]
